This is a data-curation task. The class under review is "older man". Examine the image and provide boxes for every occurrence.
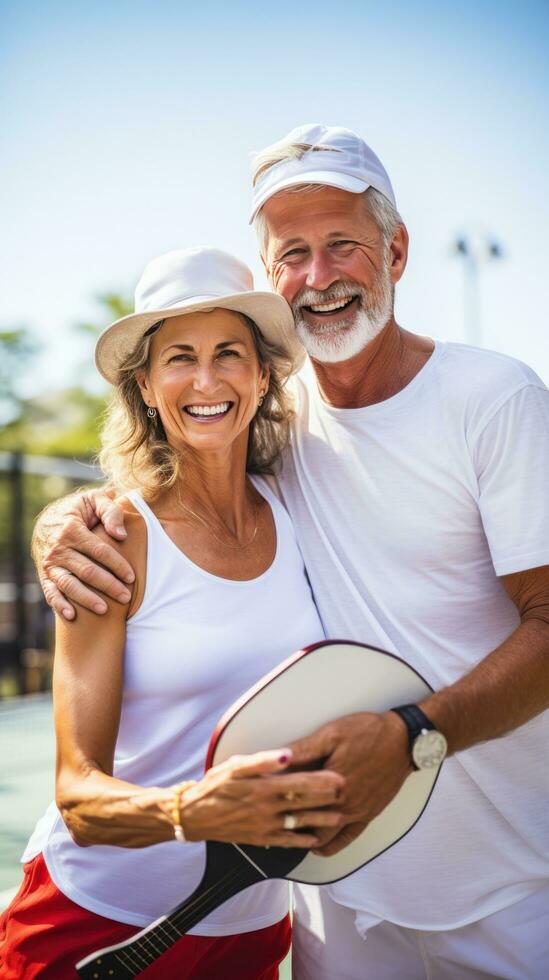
[34,125,549,978]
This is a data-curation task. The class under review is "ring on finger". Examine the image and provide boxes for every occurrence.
[283,813,298,831]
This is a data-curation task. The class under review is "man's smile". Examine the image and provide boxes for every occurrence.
[300,295,360,325]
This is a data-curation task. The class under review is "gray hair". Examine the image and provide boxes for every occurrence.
[251,141,403,256]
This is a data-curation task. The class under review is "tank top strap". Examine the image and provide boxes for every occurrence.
[124,488,153,524]
[250,475,297,548]
[122,489,193,622]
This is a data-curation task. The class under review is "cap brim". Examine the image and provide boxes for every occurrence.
[95,291,305,383]
[249,170,369,223]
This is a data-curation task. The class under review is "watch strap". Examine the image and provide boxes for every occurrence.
[390,703,436,753]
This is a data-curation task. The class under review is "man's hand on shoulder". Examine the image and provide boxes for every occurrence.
[288,710,413,856]
[32,487,135,620]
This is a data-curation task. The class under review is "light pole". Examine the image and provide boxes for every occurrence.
[453,233,504,347]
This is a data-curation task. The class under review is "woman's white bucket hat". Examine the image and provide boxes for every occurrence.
[95,246,305,383]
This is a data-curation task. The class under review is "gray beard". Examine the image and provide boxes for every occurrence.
[292,266,393,364]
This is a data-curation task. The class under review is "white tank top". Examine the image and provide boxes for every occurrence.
[24,480,325,932]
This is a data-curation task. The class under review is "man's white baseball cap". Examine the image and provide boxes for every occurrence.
[249,123,396,223]
[95,247,305,383]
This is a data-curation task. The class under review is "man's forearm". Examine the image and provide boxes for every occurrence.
[420,618,549,755]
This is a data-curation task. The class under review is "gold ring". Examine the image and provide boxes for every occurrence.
[283,813,298,831]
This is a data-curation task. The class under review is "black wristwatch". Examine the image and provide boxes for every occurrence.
[391,704,447,771]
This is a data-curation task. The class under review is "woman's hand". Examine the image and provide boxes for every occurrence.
[166,749,346,850]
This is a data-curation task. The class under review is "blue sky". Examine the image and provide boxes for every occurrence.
[2,0,548,398]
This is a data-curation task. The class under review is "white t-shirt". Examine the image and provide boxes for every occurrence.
[23,480,325,932]
[277,341,549,930]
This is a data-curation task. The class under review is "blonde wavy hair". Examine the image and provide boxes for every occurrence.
[99,312,295,499]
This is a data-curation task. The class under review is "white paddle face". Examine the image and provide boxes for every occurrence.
[210,642,440,884]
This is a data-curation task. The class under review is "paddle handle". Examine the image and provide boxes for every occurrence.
[76,843,261,978]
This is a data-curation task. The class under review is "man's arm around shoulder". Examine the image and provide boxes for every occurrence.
[32,486,134,620]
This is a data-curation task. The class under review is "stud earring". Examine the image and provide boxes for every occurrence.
[258,394,264,407]
[147,406,157,419]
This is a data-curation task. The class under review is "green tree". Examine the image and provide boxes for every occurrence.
[0,328,40,426]
[77,293,133,335]
[0,294,132,457]
[75,292,133,386]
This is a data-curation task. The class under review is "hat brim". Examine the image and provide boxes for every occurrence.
[95,291,305,383]
[249,171,369,223]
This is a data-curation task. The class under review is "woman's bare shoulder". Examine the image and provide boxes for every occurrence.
[91,496,147,617]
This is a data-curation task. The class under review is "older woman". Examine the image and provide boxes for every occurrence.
[0,248,343,980]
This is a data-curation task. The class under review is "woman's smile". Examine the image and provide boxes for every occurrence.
[183,400,234,422]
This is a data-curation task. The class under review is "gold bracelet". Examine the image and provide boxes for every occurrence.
[171,781,196,843]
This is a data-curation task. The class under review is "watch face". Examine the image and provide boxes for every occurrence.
[412,730,447,770]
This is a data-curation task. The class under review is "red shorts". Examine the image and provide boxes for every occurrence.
[0,853,291,979]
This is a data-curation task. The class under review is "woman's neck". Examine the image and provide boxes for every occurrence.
[158,441,254,536]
